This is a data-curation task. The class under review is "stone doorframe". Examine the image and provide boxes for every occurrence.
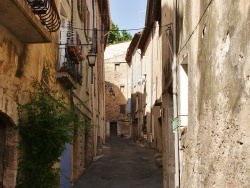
[0,112,18,188]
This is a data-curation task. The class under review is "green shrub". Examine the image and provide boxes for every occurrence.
[16,82,91,188]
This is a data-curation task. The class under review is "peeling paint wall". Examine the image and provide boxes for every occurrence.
[0,14,59,188]
[178,0,250,187]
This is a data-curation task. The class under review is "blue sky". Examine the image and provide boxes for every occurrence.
[109,0,147,36]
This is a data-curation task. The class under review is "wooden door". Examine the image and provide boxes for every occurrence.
[110,122,117,137]
[0,121,5,188]
[60,143,71,188]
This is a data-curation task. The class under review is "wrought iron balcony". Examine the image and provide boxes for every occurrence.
[57,22,86,89]
[26,0,61,32]
[56,59,83,90]
[0,0,52,43]
[59,60,82,83]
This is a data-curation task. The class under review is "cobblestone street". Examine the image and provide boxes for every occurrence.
[73,137,163,188]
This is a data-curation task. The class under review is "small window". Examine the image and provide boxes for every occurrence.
[85,7,90,37]
[61,18,66,28]
[86,62,89,93]
[136,96,138,111]
[115,63,120,71]
[120,105,126,114]
[120,85,125,93]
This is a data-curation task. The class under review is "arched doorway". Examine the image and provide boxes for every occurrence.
[0,113,17,188]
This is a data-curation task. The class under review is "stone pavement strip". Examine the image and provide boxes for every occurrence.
[73,137,163,188]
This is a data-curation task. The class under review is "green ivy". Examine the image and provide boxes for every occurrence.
[16,82,91,188]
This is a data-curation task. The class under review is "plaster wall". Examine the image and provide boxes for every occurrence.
[0,12,59,187]
[178,0,250,187]
[152,21,163,152]
[161,0,175,187]
[105,42,131,137]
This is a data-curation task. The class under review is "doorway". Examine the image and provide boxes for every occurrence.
[0,120,5,188]
[110,122,117,137]
[0,113,17,188]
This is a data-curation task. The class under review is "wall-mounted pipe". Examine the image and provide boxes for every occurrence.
[172,0,180,187]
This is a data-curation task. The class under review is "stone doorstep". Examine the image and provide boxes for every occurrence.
[97,148,103,155]
[154,152,163,167]
[154,152,163,158]
[93,154,103,162]
[156,157,163,167]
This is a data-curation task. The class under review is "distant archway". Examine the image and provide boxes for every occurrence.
[0,112,17,188]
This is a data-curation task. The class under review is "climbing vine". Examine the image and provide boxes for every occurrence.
[16,82,92,188]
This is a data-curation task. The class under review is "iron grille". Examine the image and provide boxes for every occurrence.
[26,0,61,32]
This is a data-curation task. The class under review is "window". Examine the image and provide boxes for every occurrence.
[77,0,86,21]
[86,62,89,93]
[115,63,120,71]
[85,6,90,37]
[94,73,96,97]
[120,85,125,94]
[120,105,126,114]
[136,96,138,111]
[179,56,188,127]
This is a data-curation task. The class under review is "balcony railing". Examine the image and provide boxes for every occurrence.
[26,0,60,32]
[58,60,82,84]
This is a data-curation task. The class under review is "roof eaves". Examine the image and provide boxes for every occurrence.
[125,32,142,63]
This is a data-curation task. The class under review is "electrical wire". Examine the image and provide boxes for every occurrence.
[62,23,172,33]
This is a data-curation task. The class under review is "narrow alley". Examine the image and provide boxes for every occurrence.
[73,137,163,188]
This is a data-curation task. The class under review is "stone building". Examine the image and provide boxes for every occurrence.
[127,0,250,188]
[125,0,163,150]
[172,1,250,188]
[104,41,132,138]
[161,0,250,187]
[0,0,110,187]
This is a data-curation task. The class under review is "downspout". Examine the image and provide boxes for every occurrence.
[172,0,180,187]
[92,0,98,157]
[92,0,95,44]
[150,30,154,143]
[90,0,96,84]
[130,61,136,141]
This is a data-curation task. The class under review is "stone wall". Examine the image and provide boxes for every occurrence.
[0,18,60,186]
[105,42,131,137]
[161,1,176,187]
[179,1,250,187]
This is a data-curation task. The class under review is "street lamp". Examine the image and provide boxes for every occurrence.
[86,47,97,67]
[86,46,97,84]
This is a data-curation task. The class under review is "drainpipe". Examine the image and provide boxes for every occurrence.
[90,0,96,84]
[150,30,154,143]
[91,0,98,157]
[172,0,180,187]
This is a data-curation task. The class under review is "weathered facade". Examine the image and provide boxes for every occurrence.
[0,0,110,187]
[105,42,131,138]
[176,1,250,188]
[127,0,250,188]
[0,1,60,187]
[161,1,176,187]
[126,0,163,150]
[161,0,250,187]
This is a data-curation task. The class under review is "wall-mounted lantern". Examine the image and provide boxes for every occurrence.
[86,47,97,67]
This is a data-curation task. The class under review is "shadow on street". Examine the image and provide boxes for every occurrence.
[73,137,163,188]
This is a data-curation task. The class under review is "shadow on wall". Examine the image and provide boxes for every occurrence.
[105,81,130,137]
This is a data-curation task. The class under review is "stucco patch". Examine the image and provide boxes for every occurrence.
[215,33,230,76]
